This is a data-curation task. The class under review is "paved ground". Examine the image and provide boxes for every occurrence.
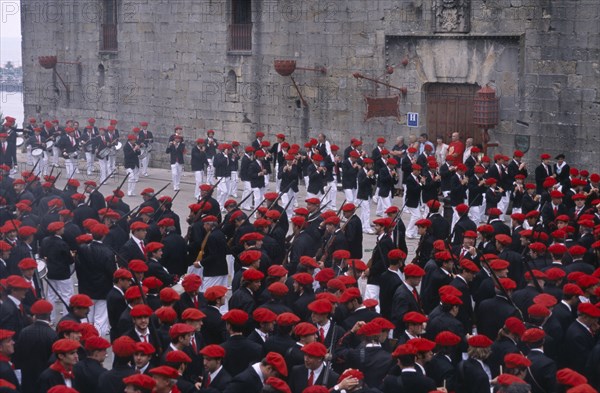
[19,156,421,262]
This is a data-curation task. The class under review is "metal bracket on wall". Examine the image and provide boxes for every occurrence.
[274,60,327,107]
[38,56,81,101]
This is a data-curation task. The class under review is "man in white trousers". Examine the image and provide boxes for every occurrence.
[123,134,141,196]
[342,150,360,204]
[228,141,240,197]
[239,146,254,210]
[192,138,208,200]
[404,163,426,239]
[213,143,231,210]
[166,135,185,191]
[249,150,267,209]
[357,158,377,233]
[40,221,74,323]
[138,121,153,177]
[204,130,218,184]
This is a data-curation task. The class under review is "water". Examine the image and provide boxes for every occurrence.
[0,91,24,125]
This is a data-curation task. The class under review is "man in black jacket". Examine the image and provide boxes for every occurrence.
[405,163,425,239]
[365,217,395,301]
[73,336,110,393]
[391,264,426,335]
[75,223,116,336]
[357,158,376,233]
[40,221,74,323]
[450,163,469,230]
[376,158,399,217]
[192,138,208,200]
[213,143,232,209]
[145,242,178,287]
[119,221,149,264]
[220,309,264,377]
[280,153,300,217]
[199,344,232,392]
[341,203,363,259]
[13,299,58,392]
[107,268,133,341]
[166,134,185,191]
[194,215,228,289]
[289,342,339,393]
[38,338,81,392]
[342,150,361,204]
[249,150,268,208]
[123,134,141,196]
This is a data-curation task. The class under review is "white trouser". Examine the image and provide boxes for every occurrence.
[85,152,94,175]
[228,171,238,197]
[275,164,281,192]
[171,163,182,190]
[358,198,372,232]
[469,205,484,225]
[364,284,380,302]
[241,181,253,209]
[498,193,510,219]
[26,145,33,165]
[201,275,228,292]
[512,207,522,214]
[327,181,337,210]
[281,189,296,217]
[216,177,229,208]
[306,192,323,201]
[226,255,235,284]
[98,158,110,184]
[194,171,205,199]
[32,153,46,176]
[252,187,265,210]
[373,188,380,204]
[304,176,309,188]
[65,158,76,179]
[51,146,60,166]
[126,167,139,195]
[108,153,117,174]
[406,205,424,238]
[88,299,109,336]
[343,188,357,204]
[451,207,461,231]
[264,173,270,190]
[46,278,74,323]
[376,194,392,216]
[140,152,150,175]
[206,159,215,184]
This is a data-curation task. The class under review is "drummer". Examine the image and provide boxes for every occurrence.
[81,125,96,176]
[107,125,119,176]
[95,128,111,183]
[25,118,37,165]
[57,127,79,179]
[26,127,47,176]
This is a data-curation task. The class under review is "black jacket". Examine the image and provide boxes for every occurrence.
[14,320,58,393]
[377,166,397,198]
[200,367,232,392]
[404,173,423,208]
[213,152,231,178]
[73,358,107,393]
[166,141,185,165]
[223,366,263,393]
[526,349,557,393]
[382,370,437,393]
[201,228,228,277]
[191,146,208,171]
[307,163,326,194]
[200,305,228,345]
[449,173,468,206]
[289,364,338,393]
[123,141,140,169]
[456,358,491,393]
[97,365,136,393]
[119,237,146,264]
[107,287,127,340]
[342,159,359,189]
[76,240,116,299]
[357,168,376,200]
[40,235,74,280]
[221,335,263,378]
[248,160,266,189]
[391,283,423,333]
[367,234,395,286]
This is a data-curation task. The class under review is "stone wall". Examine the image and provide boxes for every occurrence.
[21,0,600,171]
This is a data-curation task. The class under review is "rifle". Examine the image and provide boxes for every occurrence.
[62,167,77,191]
[478,252,524,320]
[43,276,70,310]
[152,189,180,221]
[265,191,284,211]
[322,320,337,384]
[85,169,117,205]
[13,159,41,201]
[315,200,347,261]
[184,179,222,241]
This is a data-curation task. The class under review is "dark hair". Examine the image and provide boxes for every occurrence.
[397,353,416,367]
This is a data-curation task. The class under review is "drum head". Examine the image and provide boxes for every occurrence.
[16,136,24,147]
[36,259,47,278]
[32,148,43,157]
[45,140,54,149]
[115,141,123,150]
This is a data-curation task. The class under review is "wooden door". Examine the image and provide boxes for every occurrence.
[426,83,481,145]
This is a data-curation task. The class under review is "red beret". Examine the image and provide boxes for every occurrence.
[467,334,493,348]
[408,337,436,352]
[157,218,175,227]
[239,250,263,265]
[533,293,558,308]
[166,350,192,363]
[557,368,588,387]
[240,232,264,242]
[31,299,53,314]
[563,283,584,296]
[460,259,480,273]
[495,234,512,245]
[130,221,149,231]
[338,369,364,382]
[404,264,425,277]
[130,304,153,318]
[265,352,288,377]
[149,365,180,379]
[168,323,195,339]
[308,299,333,315]
[200,344,226,358]
[489,259,510,270]
[47,386,79,393]
[326,278,345,292]
[181,308,206,321]
[47,221,65,232]
[540,153,551,160]
[57,320,82,334]
[498,277,517,291]
[550,190,564,199]
[373,217,393,227]
[403,311,428,324]
[52,338,81,354]
[266,282,288,297]
[440,294,463,305]
[316,292,339,303]
[159,287,180,303]
[124,285,148,301]
[301,342,328,358]
[6,275,30,289]
[455,204,469,214]
[294,322,318,337]
[548,243,568,255]
[128,260,148,273]
[356,320,382,337]
[123,374,156,390]
[332,249,351,260]
[371,317,395,330]
[528,304,551,318]
[0,330,14,342]
[578,303,600,318]
[17,257,37,270]
[253,307,277,323]
[569,245,587,257]
[181,274,202,292]
[137,207,154,216]
[204,285,228,301]
[155,307,177,323]
[70,294,94,308]
[243,268,264,281]
[276,312,301,326]
[85,336,111,351]
[435,331,461,346]
[338,287,361,303]
[292,272,314,286]
[521,328,546,343]
[222,309,249,325]
[314,267,335,283]
[504,353,531,369]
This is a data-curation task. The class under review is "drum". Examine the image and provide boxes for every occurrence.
[98,147,111,159]
[139,147,148,160]
[32,148,44,157]
[68,151,79,159]
[36,258,47,279]
[16,136,24,147]
[45,140,54,150]
[115,141,123,150]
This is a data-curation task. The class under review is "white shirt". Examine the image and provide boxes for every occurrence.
[136,328,150,342]
[209,365,223,383]
[307,363,324,383]
[475,358,492,380]
[132,235,145,254]
[254,328,269,342]
[388,267,404,281]
[251,362,266,385]
[317,320,331,340]
[7,295,21,309]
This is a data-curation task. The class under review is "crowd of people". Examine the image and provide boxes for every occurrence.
[0,115,600,393]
